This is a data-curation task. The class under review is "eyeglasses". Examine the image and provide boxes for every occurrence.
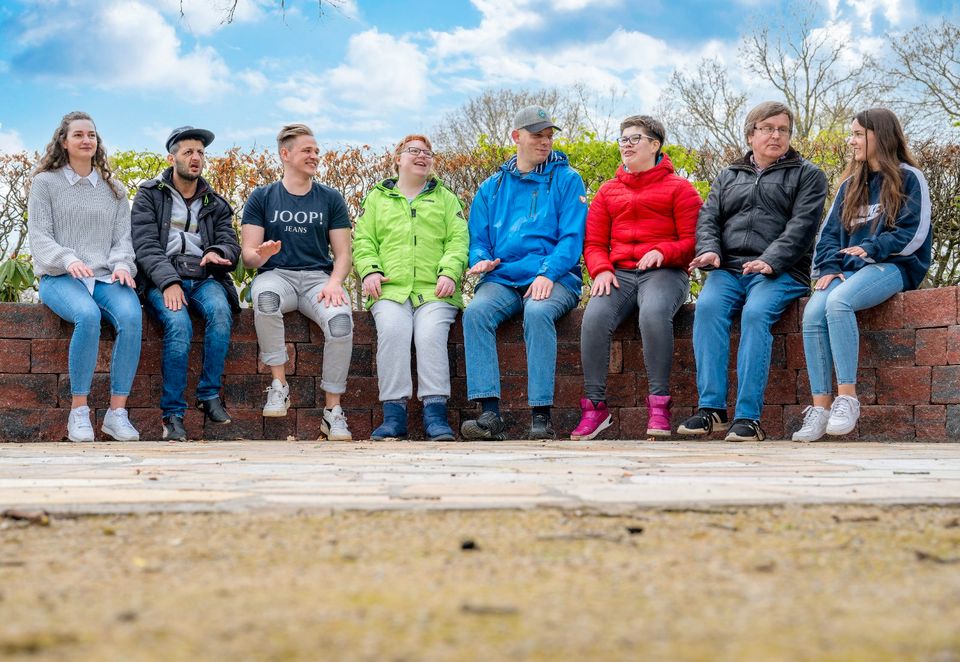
[401,146,434,158]
[617,133,658,147]
[754,126,792,136]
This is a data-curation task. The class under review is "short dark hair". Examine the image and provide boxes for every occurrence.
[619,115,666,146]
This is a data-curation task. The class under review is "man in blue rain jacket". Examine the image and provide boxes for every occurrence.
[460,105,588,441]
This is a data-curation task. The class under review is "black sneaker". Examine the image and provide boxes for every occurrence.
[527,413,555,440]
[162,415,187,441]
[725,419,766,442]
[460,411,507,441]
[677,408,729,435]
[197,397,231,424]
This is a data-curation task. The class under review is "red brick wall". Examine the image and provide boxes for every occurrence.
[1,286,958,442]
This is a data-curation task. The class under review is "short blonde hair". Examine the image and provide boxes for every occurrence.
[277,123,314,153]
[744,102,794,143]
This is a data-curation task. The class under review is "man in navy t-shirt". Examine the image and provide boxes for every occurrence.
[241,123,354,440]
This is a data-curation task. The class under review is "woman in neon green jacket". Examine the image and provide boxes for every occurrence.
[354,134,468,440]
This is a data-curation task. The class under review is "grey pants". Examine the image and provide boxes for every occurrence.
[370,299,458,401]
[581,267,688,399]
[251,268,353,394]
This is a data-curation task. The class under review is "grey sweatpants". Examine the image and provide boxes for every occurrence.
[581,267,688,399]
[251,268,353,394]
[370,299,458,402]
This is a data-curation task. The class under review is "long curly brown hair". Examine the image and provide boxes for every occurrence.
[840,108,917,233]
[33,111,122,199]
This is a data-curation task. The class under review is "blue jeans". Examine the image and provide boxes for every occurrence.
[145,279,234,417]
[693,270,809,420]
[802,264,904,395]
[463,281,579,407]
[38,275,142,397]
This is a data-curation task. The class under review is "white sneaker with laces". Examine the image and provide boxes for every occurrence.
[67,405,95,442]
[102,408,140,441]
[263,379,290,417]
[826,395,860,436]
[792,405,830,442]
[321,405,352,441]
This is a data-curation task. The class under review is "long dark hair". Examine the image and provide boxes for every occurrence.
[840,108,917,233]
[33,111,121,199]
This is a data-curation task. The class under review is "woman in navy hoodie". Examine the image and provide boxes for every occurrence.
[793,108,931,442]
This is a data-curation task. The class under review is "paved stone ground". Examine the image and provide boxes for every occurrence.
[1,439,959,513]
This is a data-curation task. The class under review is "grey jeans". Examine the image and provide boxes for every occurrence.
[581,267,688,399]
[251,268,353,394]
[371,299,458,401]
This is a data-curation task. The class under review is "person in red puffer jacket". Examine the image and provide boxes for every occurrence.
[570,115,702,440]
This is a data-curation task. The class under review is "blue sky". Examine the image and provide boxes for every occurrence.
[0,0,954,155]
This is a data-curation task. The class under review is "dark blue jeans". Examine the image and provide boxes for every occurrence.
[463,281,579,407]
[145,279,233,417]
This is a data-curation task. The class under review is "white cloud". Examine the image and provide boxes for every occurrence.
[238,69,270,94]
[0,124,25,153]
[11,1,233,100]
[327,29,431,110]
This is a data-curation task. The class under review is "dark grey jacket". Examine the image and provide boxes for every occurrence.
[131,168,242,311]
[695,148,828,284]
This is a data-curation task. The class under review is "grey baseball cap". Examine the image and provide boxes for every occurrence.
[165,126,215,153]
[512,105,562,133]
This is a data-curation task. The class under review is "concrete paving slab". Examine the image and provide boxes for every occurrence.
[0,439,959,514]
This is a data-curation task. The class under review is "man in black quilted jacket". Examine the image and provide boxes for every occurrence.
[678,102,828,442]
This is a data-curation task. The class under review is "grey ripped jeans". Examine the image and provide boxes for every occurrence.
[251,268,353,394]
[581,267,688,399]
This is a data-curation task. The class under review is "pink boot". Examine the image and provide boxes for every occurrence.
[646,395,672,437]
[570,398,612,440]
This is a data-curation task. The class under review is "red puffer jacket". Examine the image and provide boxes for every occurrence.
[584,153,702,278]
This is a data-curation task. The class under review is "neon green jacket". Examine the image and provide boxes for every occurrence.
[354,177,469,309]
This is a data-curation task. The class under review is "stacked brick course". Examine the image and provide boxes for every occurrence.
[1,285,958,441]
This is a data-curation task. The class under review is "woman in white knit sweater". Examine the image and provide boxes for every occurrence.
[27,111,142,442]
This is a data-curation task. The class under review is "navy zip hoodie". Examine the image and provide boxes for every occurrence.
[812,164,932,290]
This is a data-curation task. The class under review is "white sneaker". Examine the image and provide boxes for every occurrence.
[102,408,140,441]
[320,405,352,441]
[826,395,860,436]
[263,379,290,417]
[792,406,829,442]
[67,406,95,442]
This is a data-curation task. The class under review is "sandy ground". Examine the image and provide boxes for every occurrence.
[2,505,960,661]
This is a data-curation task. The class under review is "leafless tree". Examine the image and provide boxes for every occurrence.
[431,87,590,151]
[188,0,348,25]
[0,153,34,258]
[740,7,886,140]
[888,19,960,131]
[659,58,747,157]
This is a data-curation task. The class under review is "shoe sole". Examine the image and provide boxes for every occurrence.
[102,427,140,442]
[370,435,405,441]
[320,423,352,441]
[570,415,613,441]
[646,428,672,438]
[826,422,857,436]
[677,421,731,436]
[67,434,94,442]
[427,433,456,441]
[460,421,505,441]
[724,433,765,442]
[262,407,289,418]
[792,431,827,442]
